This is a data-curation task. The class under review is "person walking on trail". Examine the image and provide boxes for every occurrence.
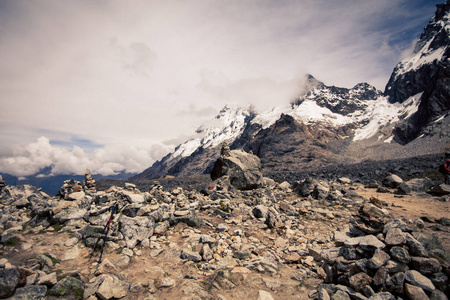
[441,153,450,184]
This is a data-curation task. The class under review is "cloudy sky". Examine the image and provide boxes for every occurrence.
[0,0,443,177]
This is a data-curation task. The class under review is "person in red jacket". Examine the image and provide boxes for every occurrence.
[443,157,450,184]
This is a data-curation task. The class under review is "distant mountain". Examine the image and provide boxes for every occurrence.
[132,2,450,180]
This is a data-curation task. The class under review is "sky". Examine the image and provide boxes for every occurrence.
[0,0,444,178]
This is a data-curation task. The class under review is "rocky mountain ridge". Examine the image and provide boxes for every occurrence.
[135,2,450,181]
[386,1,450,144]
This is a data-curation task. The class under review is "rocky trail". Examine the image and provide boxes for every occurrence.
[0,163,449,300]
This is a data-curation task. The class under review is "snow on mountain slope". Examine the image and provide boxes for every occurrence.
[170,77,420,162]
[171,105,254,159]
[352,93,422,141]
[391,9,449,81]
[291,100,350,126]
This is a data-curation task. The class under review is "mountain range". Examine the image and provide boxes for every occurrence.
[133,1,450,181]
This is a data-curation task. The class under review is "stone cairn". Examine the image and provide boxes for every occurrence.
[0,175,5,192]
[56,179,84,200]
[83,169,96,195]
[220,141,231,157]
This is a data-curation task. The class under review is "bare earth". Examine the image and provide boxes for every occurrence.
[2,187,449,300]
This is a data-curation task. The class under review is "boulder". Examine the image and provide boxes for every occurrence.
[9,285,47,300]
[49,276,84,297]
[382,174,403,188]
[265,207,282,229]
[349,272,372,292]
[405,270,435,292]
[95,274,128,300]
[429,184,450,195]
[119,216,154,248]
[0,267,20,298]
[210,149,264,190]
[180,249,202,262]
[404,283,430,300]
[396,177,434,194]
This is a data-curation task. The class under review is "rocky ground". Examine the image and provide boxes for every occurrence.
[0,170,449,300]
[112,153,446,194]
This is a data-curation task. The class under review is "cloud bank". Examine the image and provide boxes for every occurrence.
[0,0,442,177]
[0,136,170,177]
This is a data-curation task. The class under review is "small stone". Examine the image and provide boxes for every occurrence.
[384,228,405,246]
[367,248,390,269]
[285,253,301,263]
[405,270,435,292]
[180,249,202,262]
[349,272,372,292]
[122,248,134,257]
[96,275,128,300]
[231,267,251,274]
[258,290,274,300]
[389,246,411,264]
[36,272,57,286]
[158,277,175,288]
[410,257,442,275]
[331,290,350,300]
[217,224,229,232]
[404,283,430,300]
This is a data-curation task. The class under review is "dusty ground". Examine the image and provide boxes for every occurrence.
[2,187,449,300]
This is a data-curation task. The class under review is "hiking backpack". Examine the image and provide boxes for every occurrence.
[439,163,447,174]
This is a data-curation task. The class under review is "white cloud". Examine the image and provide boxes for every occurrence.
[0,136,170,177]
[0,0,442,177]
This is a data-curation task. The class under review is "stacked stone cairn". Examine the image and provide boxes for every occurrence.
[83,169,97,195]
[0,175,5,193]
[57,179,85,201]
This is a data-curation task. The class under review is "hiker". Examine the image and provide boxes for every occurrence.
[441,153,450,184]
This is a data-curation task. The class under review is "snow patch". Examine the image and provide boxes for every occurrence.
[434,115,446,123]
[171,105,252,158]
[352,94,422,141]
[396,45,446,78]
[291,100,350,126]
[251,104,291,129]
[384,136,394,143]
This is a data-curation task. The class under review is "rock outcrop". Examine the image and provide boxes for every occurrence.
[210,149,265,190]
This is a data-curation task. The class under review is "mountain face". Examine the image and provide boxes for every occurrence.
[134,2,450,180]
[385,1,450,144]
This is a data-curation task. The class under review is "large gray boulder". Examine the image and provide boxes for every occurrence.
[0,267,20,298]
[119,216,154,248]
[210,149,264,190]
[382,174,403,188]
